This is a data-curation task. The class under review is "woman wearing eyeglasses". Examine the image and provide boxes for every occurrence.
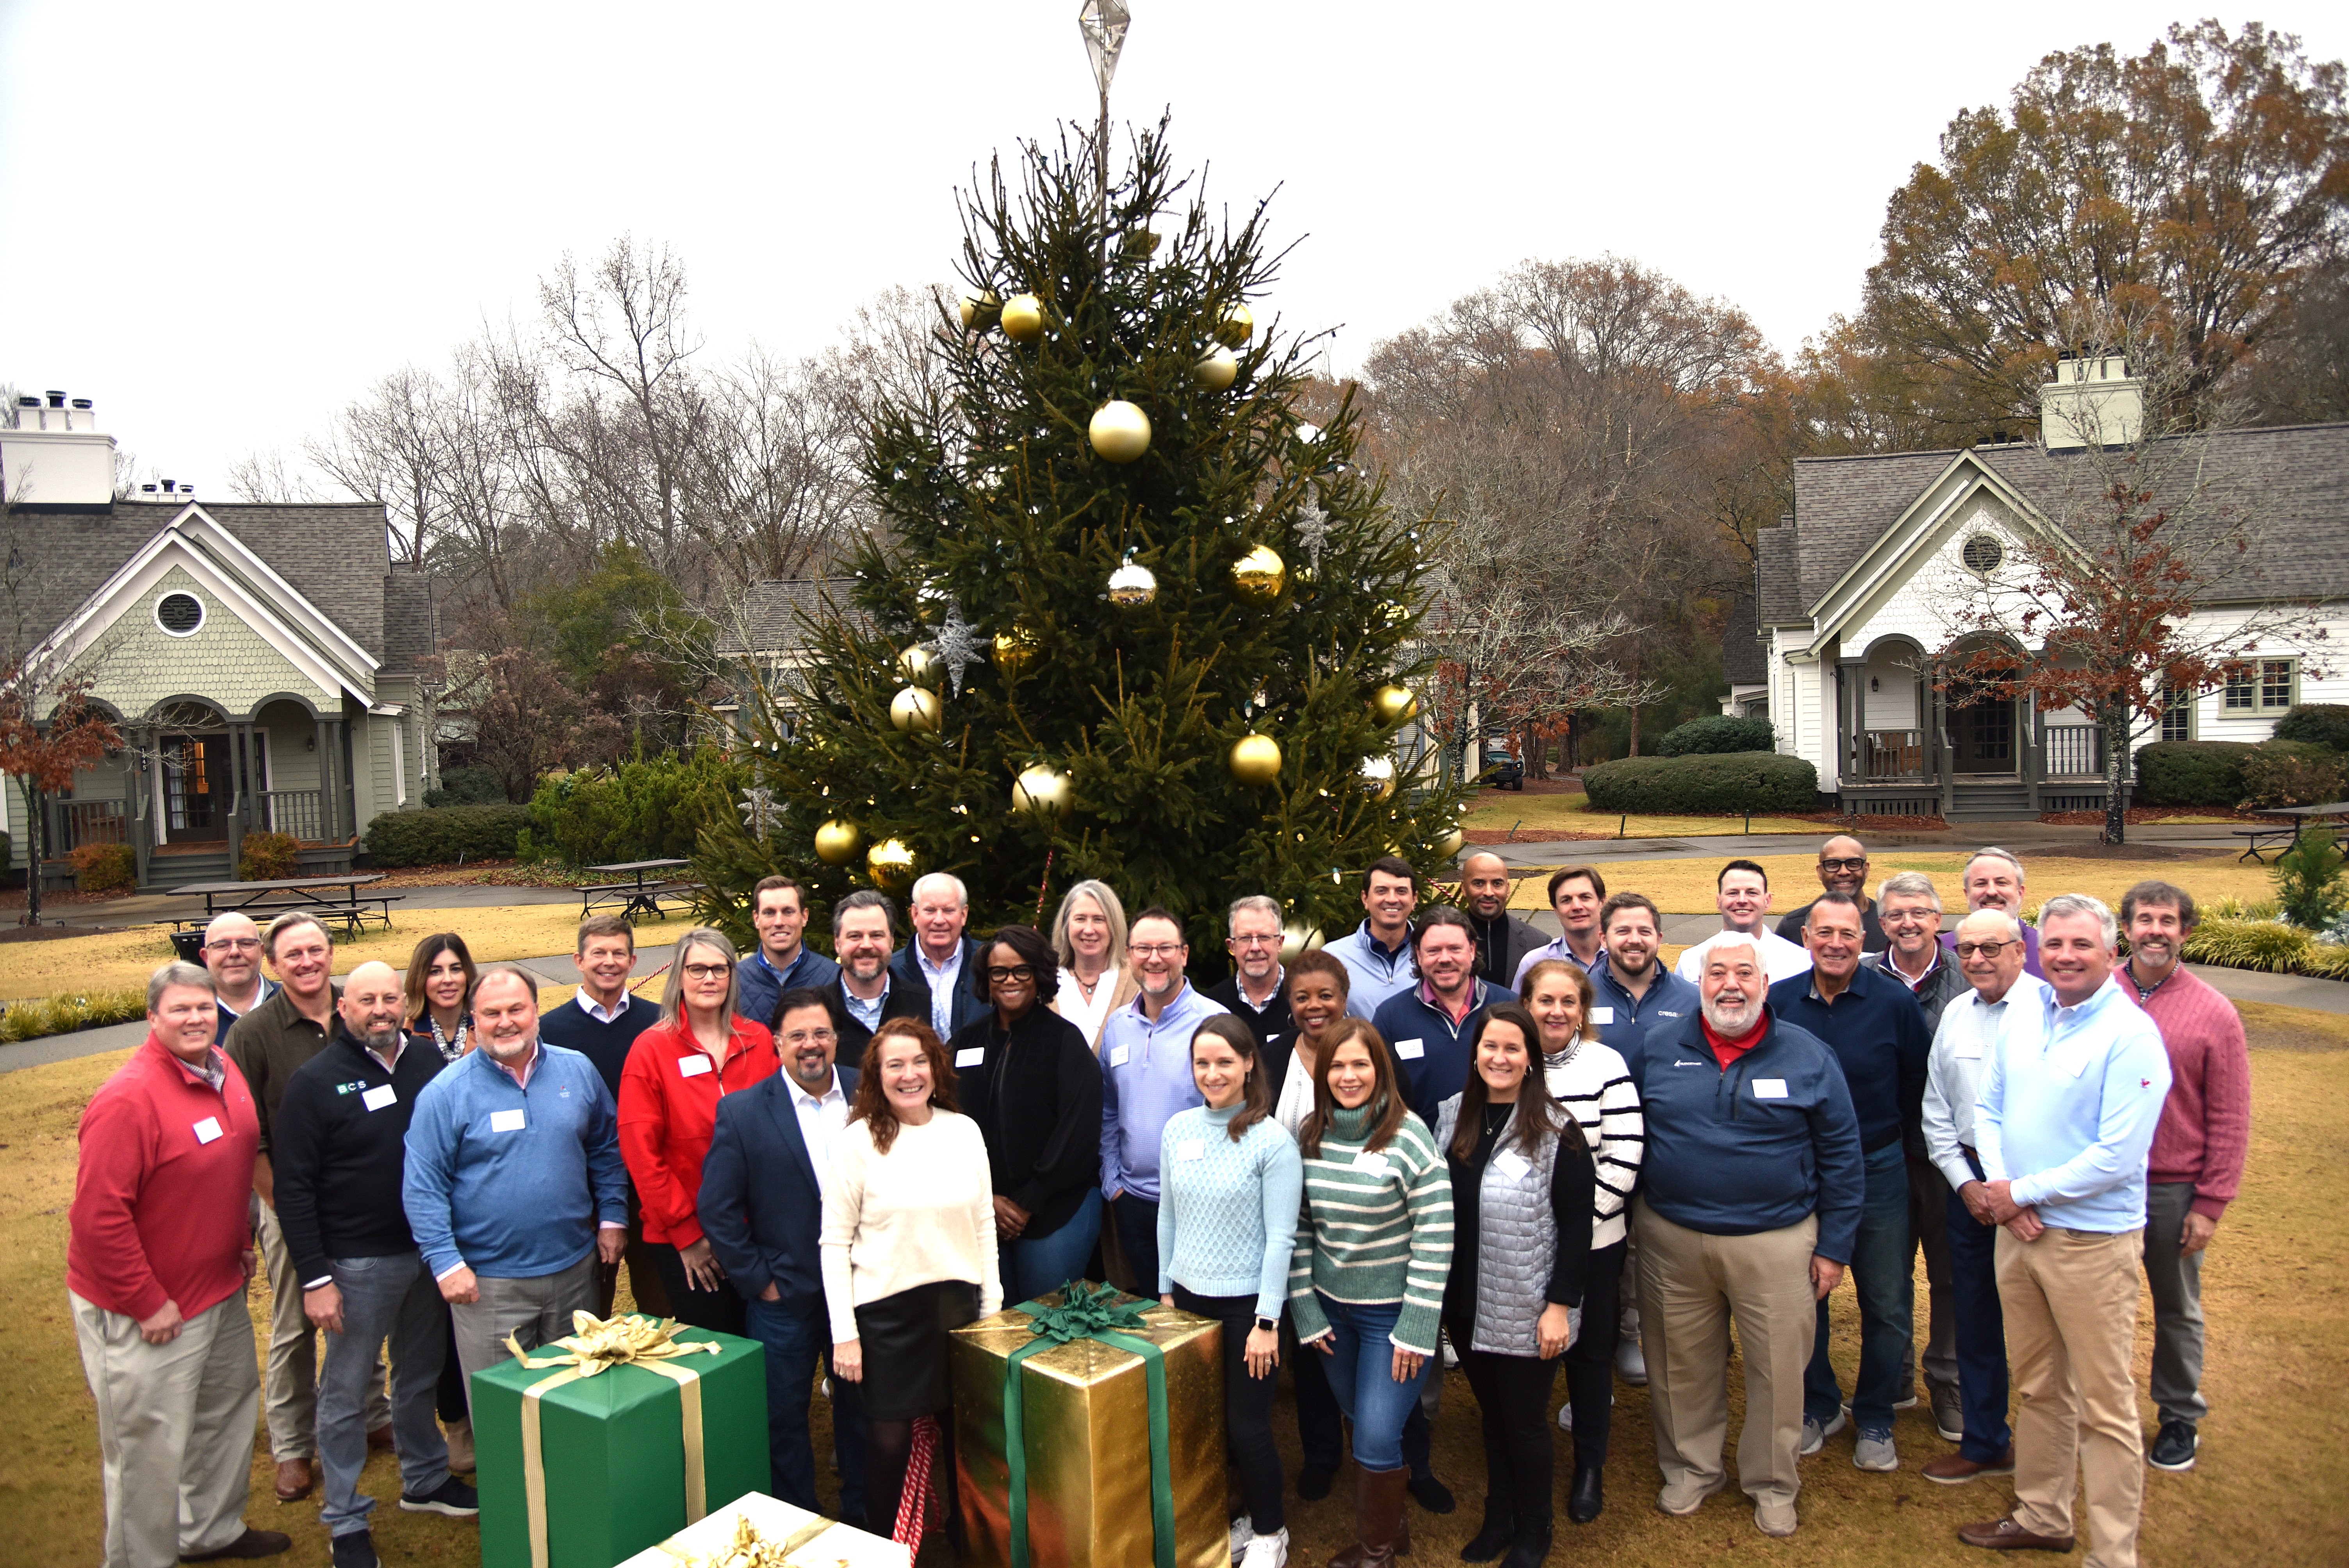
[618,927,779,1333]
[952,924,1106,1303]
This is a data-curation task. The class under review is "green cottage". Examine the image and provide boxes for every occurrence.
[470,1319,768,1568]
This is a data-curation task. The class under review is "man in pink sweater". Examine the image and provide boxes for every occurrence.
[68,962,290,1566]
[2119,881,2251,1475]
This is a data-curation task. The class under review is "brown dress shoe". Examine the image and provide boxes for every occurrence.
[367,1423,396,1451]
[1923,1448,2017,1485]
[1958,1515,2076,1552]
[273,1459,314,1503]
[180,1527,294,1560]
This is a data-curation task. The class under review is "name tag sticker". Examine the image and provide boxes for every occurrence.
[1177,1137,1207,1162]
[1954,1041,1984,1060]
[360,1085,397,1112]
[489,1108,527,1133]
[1491,1148,1533,1182]
[192,1116,223,1145]
[1351,1151,1391,1176]
[1590,1007,1614,1025]
[1394,1038,1426,1060]
[1753,1078,1789,1099]
[955,1047,985,1068]
[1110,1044,1132,1067]
[677,1055,713,1078]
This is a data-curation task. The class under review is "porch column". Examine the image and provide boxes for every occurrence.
[2023,701,2044,813]
[226,721,250,880]
[123,736,150,889]
[1837,657,1867,793]
[1932,672,1954,818]
[313,714,335,839]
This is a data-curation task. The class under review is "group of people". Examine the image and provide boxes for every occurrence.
[66,837,2247,1568]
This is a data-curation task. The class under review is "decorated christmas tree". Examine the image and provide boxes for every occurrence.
[697,123,1467,953]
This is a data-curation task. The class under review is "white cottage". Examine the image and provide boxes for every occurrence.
[1748,365,2349,820]
[2,392,435,887]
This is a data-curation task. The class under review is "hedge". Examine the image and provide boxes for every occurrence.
[2136,739,2333,807]
[1582,752,1822,814]
[522,748,743,868]
[362,804,532,867]
[2273,703,2349,752]
[1655,715,1776,757]
[68,841,137,892]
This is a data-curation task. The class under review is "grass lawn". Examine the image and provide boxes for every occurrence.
[1463,791,1821,838]
[0,905,633,1003]
[1,1010,2341,1565]
[1506,851,2283,917]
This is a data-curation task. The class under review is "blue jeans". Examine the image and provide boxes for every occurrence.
[318,1251,451,1538]
[1005,1188,1103,1304]
[743,1292,869,1527]
[1805,1140,1912,1432]
[1315,1293,1437,1474]
[1945,1158,2012,1459]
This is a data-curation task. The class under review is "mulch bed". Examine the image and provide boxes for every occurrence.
[2039,806,2274,825]
[369,860,602,889]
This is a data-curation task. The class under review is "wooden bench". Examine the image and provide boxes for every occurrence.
[2233,827,2297,863]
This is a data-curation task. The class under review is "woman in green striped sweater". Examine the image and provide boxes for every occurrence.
[1290,1018,1456,1568]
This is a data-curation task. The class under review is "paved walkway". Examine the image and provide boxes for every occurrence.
[20,879,585,934]
[1479,820,2265,870]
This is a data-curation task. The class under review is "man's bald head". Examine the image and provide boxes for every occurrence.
[1815,835,1869,898]
[1460,852,1512,921]
[339,960,406,1051]
[201,912,265,995]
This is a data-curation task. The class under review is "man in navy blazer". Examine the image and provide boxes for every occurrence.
[887,871,987,1042]
[699,986,868,1525]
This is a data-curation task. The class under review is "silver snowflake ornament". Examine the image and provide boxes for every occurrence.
[738,786,779,841]
[927,602,983,695]
[1293,494,1331,573]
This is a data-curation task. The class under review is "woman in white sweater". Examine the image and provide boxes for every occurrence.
[821,1017,1001,1542]
[1518,958,1643,1525]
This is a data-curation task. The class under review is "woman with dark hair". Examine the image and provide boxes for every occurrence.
[823,1017,999,1546]
[952,924,1105,1301]
[1433,1003,1597,1568]
[403,932,477,1060]
[1290,1019,1455,1568]
[1519,957,1643,1524]
[619,927,778,1333]
[1157,1017,1303,1568]
[1276,952,1351,1137]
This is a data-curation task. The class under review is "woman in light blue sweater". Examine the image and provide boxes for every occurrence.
[1158,1016,1303,1568]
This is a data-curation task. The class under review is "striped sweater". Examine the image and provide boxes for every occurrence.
[1288,1104,1455,1355]
[1543,1039,1644,1249]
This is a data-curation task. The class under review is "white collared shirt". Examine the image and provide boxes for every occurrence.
[917,940,965,1040]
[791,1069,850,1201]
[577,986,633,1025]
[1922,973,2051,1191]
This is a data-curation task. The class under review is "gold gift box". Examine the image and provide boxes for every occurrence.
[950,1292,1227,1568]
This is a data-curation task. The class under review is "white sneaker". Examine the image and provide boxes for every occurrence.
[1440,1333,1460,1369]
[1240,1528,1289,1568]
[1229,1516,1253,1563]
[1557,1392,1616,1431]
[1799,1411,1846,1457]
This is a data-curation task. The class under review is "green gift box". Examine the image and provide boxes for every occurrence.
[472,1314,768,1568]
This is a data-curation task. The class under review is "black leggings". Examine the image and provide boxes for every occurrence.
[436,1308,468,1424]
[1173,1286,1285,1534]
[646,1241,749,1336]
[867,1413,960,1547]
[1458,1344,1559,1525]
[1560,1239,1626,1469]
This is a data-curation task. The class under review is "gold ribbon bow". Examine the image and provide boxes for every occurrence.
[653,1513,842,1568]
[507,1312,724,1568]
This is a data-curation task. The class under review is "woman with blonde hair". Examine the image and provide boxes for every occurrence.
[403,932,477,1060]
[1048,878,1138,1047]
[618,927,778,1333]
[823,1017,999,1547]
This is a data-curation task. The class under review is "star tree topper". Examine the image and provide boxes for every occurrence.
[1078,0,1130,95]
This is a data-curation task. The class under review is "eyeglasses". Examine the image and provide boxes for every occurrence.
[1954,940,2015,959]
[204,937,262,952]
[682,963,731,981]
[985,965,1035,982]
[1230,934,1278,948]
[1818,857,1869,872]
[1130,943,1183,958]
[781,1028,838,1047]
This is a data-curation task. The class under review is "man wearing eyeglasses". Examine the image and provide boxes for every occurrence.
[1777,838,1888,954]
[1099,908,1227,1297]
[1918,911,2048,1486]
[201,913,276,1039]
[698,987,869,1525]
[1203,894,1296,1089]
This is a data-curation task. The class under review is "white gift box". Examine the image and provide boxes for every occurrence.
[615,1491,911,1568]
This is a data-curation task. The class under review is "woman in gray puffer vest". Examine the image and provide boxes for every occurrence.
[1435,1002,1595,1568]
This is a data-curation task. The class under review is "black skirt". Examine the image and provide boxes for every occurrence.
[853,1278,982,1422]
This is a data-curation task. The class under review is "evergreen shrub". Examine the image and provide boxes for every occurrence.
[363,805,531,867]
[1582,752,1821,814]
[1654,715,1776,756]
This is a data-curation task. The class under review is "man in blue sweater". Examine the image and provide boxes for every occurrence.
[1768,893,1931,1474]
[402,965,629,1404]
[1634,932,1863,1541]
[736,877,843,1033]
[1374,908,1502,1123]
[1100,909,1226,1298]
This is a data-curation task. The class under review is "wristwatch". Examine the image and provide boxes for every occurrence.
[1255,1316,1279,1334]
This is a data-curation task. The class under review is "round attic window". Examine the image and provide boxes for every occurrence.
[1961,534,2005,574]
[155,591,205,637]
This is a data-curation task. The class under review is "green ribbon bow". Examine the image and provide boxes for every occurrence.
[1001,1280,1176,1568]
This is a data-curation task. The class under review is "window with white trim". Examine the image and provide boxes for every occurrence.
[2158,683,2194,743]
[2222,659,2296,712]
[391,718,407,806]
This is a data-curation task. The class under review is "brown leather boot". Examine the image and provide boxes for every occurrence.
[1330,1468,1408,1568]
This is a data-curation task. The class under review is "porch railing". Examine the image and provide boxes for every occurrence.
[54,802,128,852]
[262,789,326,842]
[1860,729,1927,782]
[2044,726,2103,779]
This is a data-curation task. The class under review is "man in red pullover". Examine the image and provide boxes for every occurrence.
[68,963,289,1567]
[2119,881,2251,1475]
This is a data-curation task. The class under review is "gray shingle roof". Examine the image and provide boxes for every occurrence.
[380,569,438,674]
[1720,589,1765,684]
[716,577,862,657]
[1755,524,1802,625]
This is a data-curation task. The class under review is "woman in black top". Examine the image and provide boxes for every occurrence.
[951,924,1106,1303]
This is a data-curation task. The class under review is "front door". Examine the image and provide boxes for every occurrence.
[162,734,228,843]
[1951,697,2015,775]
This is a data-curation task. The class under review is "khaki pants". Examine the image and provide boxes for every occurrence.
[256,1198,388,1459]
[449,1256,601,1418]
[1998,1224,2146,1568]
[72,1290,260,1568]
[1634,1197,1817,1511]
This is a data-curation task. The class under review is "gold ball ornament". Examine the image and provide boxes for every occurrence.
[866,837,918,892]
[1230,544,1287,604]
[1216,304,1255,346]
[1012,764,1074,822]
[1436,826,1466,859]
[813,819,864,866]
[1228,733,1284,786]
[1279,921,1326,964]
[1107,558,1159,608]
[1195,344,1239,391]
[1358,755,1397,801]
[889,686,942,733]
[957,292,1000,331]
[1088,400,1152,464]
[896,645,937,682]
[992,623,1039,679]
[1000,293,1045,343]
[1369,684,1419,725]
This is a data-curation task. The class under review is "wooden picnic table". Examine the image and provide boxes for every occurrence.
[581,859,700,921]
[2235,801,2349,862]
[166,874,404,937]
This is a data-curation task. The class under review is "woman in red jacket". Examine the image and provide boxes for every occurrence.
[619,927,779,1333]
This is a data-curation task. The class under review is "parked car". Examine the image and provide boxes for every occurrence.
[1481,747,1524,790]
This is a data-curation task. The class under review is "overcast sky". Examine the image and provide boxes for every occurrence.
[4,2,2343,492]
